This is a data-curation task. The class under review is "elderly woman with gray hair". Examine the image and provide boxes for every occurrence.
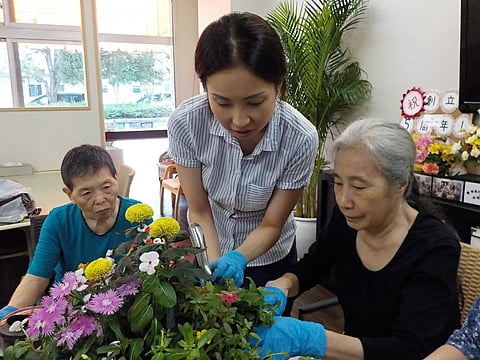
[253,118,460,360]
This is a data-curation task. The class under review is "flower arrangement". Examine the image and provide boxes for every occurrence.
[3,204,280,360]
[412,133,456,176]
[451,124,480,169]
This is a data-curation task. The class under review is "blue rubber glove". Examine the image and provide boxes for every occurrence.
[252,316,326,359]
[0,305,18,320]
[209,250,247,287]
[263,286,287,316]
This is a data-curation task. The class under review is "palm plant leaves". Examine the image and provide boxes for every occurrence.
[267,0,371,143]
[267,0,372,217]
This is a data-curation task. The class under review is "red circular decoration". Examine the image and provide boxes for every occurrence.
[400,87,426,119]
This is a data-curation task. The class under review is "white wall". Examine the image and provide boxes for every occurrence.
[234,0,461,124]
[0,0,462,171]
[349,0,460,123]
[0,0,104,171]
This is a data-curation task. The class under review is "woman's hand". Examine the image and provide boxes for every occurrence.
[209,250,247,286]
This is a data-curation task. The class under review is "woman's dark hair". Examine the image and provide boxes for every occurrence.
[61,144,116,190]
[195,12,287,97]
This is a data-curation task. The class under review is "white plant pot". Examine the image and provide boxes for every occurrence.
[294,217,317,260]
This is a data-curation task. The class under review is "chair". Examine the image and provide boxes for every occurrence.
[297,241,480,327]
[117,164,135,197]
[157,151,175,184]
[159,163,183,220]
[457,241,480,323]
[28,215,48,260]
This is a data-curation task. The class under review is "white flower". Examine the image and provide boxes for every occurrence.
[139,251,160,275]
[153,237,165,244]
[451,142,462,154]
[74,268,88,291]
[462,151,470,161]
[8,320,23,333]
[471,148,480,158]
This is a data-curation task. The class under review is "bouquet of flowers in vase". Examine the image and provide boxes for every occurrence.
[451,123,480,173]
[412,133,456,176]
[3,204,280,360]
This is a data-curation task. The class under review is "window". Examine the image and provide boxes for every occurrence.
[0,0,87,108]
[96,0,174,134]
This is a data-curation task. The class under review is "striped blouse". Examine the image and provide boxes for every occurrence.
[167,93,318,266]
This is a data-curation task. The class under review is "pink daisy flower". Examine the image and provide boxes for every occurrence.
[117,280,141,297]
[40,296,68,323]
[57,326,83,350]
[50,272,76,298]
[85,289,124,315]
[69,314,100,337]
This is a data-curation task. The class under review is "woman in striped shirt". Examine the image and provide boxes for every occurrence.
[167,12,318,293]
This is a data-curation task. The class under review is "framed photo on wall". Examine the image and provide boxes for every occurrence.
[414,173,432,196]
[432,177,464,201]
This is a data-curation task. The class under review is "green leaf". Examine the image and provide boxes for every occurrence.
[153,281,177,308]
[128,292,151,321]
[108,321,126,342]
[130,303,154,333]
[128,338,145,360]
[196,329,217,348]
[97,343,122,354]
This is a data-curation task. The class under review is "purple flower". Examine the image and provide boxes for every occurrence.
[57,326,83,350]
[50,272,76,298]
[26,309,57,338]
[40,296,68,324]
[85,289,124,315]
[25,312,45,338]
[117,280,141,297]
[69,314,100,337]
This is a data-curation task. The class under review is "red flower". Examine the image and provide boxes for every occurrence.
[220,293,239,304]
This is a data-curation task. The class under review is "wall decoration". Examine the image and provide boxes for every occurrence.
[401,87,426,119]
[440,90,459,113]
[424,90,441,114]
[453,114,473,138]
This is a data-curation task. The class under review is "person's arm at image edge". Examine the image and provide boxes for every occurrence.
[0,274,50,318]
[423,345,467,360]
[175,165,221,261]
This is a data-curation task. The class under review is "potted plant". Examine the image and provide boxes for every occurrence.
[2,204,280,360]
[267,0,372,219]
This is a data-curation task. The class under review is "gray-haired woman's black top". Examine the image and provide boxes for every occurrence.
[291,206,461,360]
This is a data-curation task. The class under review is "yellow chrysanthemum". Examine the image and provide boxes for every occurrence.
[427,143,442,154]
[125,203,154,223]
[84,258,113,281]
[149,217,180,239]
